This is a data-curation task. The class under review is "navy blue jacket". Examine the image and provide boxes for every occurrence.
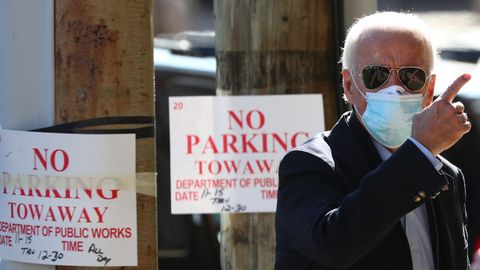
[275,111,469,270]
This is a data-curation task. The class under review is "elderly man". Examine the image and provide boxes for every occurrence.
[275,12,471,270]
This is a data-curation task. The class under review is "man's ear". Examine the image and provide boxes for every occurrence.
[424,74,436,107]
[342,69,354,103]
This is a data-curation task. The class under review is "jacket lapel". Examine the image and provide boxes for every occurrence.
[327,110,382,191]
[430,160,462,270]
[426,200,440,270]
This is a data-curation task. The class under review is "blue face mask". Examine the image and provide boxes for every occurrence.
[351,74,423,148]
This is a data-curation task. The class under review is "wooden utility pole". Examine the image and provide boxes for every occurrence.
[215,1,338,269]
[54,1,156,270]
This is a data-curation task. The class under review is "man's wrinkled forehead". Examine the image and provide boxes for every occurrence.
[354,28,430,65]
[357,27,426,47]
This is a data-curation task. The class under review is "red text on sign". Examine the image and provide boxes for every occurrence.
[194,159,274,175]
[7,202,108,223]
[261,189,277,199]
[186,132,309,154]
[228,110,265,130]
[2,172,119,200]
[175,191,199,201]
[0,234,12,247]
[61,240,84,252]
[91,227,132,238]
[33,148,70,172]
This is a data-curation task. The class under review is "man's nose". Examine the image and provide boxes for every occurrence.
[386,69,402,86]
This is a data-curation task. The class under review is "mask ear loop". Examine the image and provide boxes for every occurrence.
[349,70,367,100]
[347,70,368,121]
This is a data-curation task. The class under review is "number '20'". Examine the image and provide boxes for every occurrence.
[173,102,183,110]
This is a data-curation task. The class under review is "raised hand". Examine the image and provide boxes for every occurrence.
[412,74,472,156]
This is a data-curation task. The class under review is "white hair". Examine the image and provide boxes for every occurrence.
[341,12,436,73]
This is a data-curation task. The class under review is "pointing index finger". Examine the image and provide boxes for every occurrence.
[438,74,471,103]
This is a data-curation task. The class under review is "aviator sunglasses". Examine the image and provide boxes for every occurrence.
[361,65,428,92]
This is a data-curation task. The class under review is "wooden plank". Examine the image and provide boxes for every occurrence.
[215,0,337,269]
[54,0,156,269]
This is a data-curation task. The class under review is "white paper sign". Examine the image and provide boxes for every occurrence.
[169,94,324,214]
[0,130,137,266]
